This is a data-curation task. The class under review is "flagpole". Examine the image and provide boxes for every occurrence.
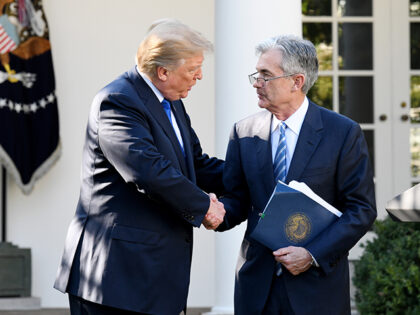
[1,166,6,242]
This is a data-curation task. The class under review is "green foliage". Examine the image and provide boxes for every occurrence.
[307,76,332,110]
[302,0,331,16]
[353,217,420,314]
[411,77,420,176]
[411,76,420,123]
[303,23,333,71]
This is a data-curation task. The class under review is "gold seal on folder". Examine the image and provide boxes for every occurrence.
[285,213,312,243]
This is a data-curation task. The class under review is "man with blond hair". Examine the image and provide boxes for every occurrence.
[54,19,225,315]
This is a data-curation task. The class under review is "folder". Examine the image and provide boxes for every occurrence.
[250,180,342,251]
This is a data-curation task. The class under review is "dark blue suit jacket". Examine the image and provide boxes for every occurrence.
[54,67,224,314]
[219,102,376,315]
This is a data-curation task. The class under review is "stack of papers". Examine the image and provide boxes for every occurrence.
[287,181,342,217]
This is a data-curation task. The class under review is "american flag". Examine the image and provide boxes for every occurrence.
[0,25,17,54]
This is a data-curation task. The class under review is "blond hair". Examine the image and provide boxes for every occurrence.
[137,19,213,78]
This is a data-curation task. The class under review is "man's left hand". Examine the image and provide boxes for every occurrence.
[273,246,313,276]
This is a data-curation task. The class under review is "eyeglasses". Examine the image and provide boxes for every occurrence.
[248,71,298,86]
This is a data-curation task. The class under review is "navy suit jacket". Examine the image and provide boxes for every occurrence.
[219,101,376,315]
[54,67,224,314]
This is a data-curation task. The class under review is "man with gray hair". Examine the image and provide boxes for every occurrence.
[54,19,225,315]
[217,35,376,314]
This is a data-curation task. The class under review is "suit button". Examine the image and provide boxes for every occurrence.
[185,238,191,243]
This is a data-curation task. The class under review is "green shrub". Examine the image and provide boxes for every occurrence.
[353,217,420,314]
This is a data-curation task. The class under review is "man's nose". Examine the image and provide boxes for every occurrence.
[194,68,203,80]
[253,80,262,88]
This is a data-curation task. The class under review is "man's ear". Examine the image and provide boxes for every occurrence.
[157,66,169,81]
[291,74,305,92]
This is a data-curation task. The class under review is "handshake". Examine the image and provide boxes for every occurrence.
[202,193,226,230]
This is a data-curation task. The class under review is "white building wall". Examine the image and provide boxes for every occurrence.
[3,0,302,309]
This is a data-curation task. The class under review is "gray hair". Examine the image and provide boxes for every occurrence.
[137,18,213,78]
[255,35,318,94]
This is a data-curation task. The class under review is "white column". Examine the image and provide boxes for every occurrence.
[210,1,302,314]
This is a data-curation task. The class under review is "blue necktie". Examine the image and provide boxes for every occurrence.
[161,99,173,124]
[273,121,287,183]
[273,121,287,276]
[161,99,185,156]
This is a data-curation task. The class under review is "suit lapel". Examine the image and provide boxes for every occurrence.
[126,67,189,176]
[286,102,323,182]
[171,101,195,181]
[254,111,276,198]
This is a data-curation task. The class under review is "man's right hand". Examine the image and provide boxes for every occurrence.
[203,193,225,230]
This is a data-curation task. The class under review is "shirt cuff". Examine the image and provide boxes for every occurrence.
[307,250,319,267]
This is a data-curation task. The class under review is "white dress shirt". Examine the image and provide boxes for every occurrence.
[270,97,309,172]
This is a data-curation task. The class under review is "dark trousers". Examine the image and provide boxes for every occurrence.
[68,294,148,315]
[262,275,295,315]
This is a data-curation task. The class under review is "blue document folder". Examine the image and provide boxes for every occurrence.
[250,181,341,250]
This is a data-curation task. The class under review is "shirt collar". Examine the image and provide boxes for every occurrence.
[136,66,165,103]
[271,97,309,136]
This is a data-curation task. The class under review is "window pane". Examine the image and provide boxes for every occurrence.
[302,0,331,16]
[411,76,420,123]
[337,0,372,17]
[411,128,420,177]
[307,76,333,110]
[363,130,375,175]
[339,23,373,70]
[339,76,374,123]
[411,23,420,69]
[410,0,420,16]
[303,23,333,70]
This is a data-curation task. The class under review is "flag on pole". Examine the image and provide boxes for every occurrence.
[0,0,60,194]
[0,22,18,53]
